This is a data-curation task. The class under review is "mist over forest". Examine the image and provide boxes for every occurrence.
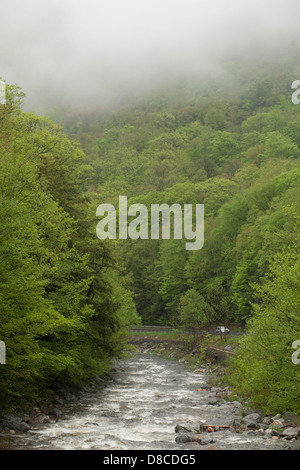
[1,0,300,111]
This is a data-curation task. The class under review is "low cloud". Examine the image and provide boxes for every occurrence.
[1,0,299,111]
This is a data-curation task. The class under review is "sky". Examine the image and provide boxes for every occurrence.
[0,0,300,111]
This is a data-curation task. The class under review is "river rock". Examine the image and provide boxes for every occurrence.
[49,408,63,418]
[31,414,50,425]
[262,416,272,426]
[175,433,203,444]
[280,427,300,440]
[269,426,281,437]
[53,395,65,405]
[175,433,192,443]
[208,397,220,406]
[211,387,223,393]
[1,416,30,433]
[271,413,281,422]
[242,413,261,429]
[175,424,193,433]
[199,435,216,446]
[272,419,284,429]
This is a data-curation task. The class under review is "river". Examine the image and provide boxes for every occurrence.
[9,353,299,450]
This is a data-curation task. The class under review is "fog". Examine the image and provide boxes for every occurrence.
[1,0,300,111]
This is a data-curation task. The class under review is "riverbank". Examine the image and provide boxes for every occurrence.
[0,372,113,449]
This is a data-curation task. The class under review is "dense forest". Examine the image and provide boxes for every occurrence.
[1,52,300,412]
[0,83,140,410]
[56,56,300,325]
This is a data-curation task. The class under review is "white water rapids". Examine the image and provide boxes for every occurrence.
[10,353,298,450]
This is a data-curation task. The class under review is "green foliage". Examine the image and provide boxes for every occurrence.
[61,66,300,332]
[62,63,299,414]
[226,217,300,413]
[0,87,139,410]
[2,53,300,413]
[178,289,209,335]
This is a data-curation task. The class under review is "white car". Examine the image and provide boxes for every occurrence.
[216,326,230,334]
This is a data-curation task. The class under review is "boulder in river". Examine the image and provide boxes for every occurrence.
[49,408,63,418]
[242,412,262,429]
[280,427,300,440]
[1,416,30,433]
[175,433,203,444]
[31,414,50,425]
[175,433,192,444]
[175,424,193,434]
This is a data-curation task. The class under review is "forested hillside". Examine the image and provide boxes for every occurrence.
[1,53,299,413]
[54,57,300,412]
[0,83,139,410]
[56,57,300,329]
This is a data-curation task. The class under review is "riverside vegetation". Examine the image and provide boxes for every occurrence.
[0,50,300,425]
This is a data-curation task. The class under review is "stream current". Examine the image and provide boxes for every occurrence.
[10,353,298,450]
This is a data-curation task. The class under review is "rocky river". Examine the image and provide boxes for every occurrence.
[3,352,300,451]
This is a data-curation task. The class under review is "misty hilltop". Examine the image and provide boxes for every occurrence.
[1,0,300,112]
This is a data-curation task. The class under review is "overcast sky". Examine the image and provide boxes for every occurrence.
[1,0,300,111]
